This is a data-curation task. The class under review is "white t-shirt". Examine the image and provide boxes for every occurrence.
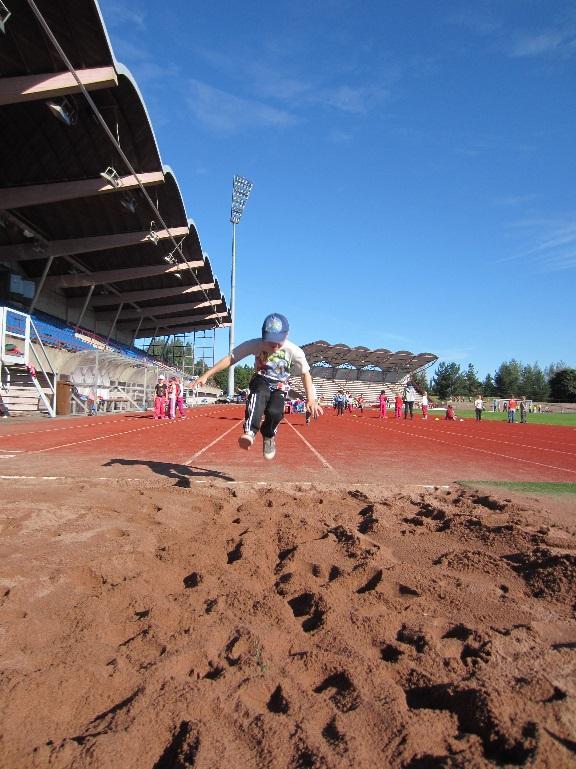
[421,394,428,407]
[474,398,483,410]
[231,338,310,388]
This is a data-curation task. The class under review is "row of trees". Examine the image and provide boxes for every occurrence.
[423,360,576,402]
[146,339,575,403]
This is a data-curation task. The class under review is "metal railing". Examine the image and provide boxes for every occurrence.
[0,306,56,417]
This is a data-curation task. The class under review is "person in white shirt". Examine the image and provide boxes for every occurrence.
[421,391,429,419]
[194,313,323,460]
[474,395,484,421]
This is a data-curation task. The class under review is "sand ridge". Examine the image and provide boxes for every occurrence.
[0,479,574,768]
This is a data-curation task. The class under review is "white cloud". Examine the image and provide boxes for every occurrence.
[493,194,538,208]
[100,2,146,31]
[510,30,576,59]
[186,80,299,133]
[503,216,576,272]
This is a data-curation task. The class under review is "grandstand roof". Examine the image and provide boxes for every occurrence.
[0,0,230,339]
[302,341,437,375]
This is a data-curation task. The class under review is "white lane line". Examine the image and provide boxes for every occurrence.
[286,421,336,472]
[184,421,241,464]
[414,423,576,456]
[28,421,172,454]
[359,420,576,476]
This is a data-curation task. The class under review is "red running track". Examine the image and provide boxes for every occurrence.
[0,406,575,486]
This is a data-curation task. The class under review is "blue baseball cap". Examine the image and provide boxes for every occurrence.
[262,313,289,342]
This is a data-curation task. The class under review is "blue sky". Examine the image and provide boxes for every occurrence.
[98,0,575,378]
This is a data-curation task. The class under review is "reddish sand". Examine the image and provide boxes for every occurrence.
[0,476,574,769]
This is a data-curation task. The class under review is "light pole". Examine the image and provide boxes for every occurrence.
[228,175,253,399]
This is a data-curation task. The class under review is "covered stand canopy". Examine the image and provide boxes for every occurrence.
[302,341,437,380]
[0,0,230,343]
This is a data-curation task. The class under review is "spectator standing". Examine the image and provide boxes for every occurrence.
[403,382,416,419]
[175,376,186,418]
[520,397,528,424]
[167,377,177,419]
[335,390,346,416]
[508,396,518,423]
[153,375,167,419]
[474,395,484,421]
[493,398,498,412]
[394,392,403,419]
[378,390,387,418]
[421,391,429,420]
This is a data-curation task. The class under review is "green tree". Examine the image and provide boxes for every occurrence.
[430,362,465,400]
[549,368,576,402]
[464,363,481,398]
[411,369,429,394]
[520,363,549,401]
[494,359,522,396]
[545,361,569,381]
[211,364,253,394]
[482,373,496,396]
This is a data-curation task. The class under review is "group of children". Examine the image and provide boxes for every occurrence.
[153,374,187,420]
[377,389,430,420]
[333,391,365,415]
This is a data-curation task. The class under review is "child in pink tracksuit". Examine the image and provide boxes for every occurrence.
[153,376,167,419]
[175,377,186,418]
[394,393,403,419]
[378,390,387,418]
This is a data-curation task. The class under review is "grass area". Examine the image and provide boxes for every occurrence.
[429,408,576,426]
[458,481,576,495]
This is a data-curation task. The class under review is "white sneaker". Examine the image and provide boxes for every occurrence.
[263,436,276,460]
[238,431,255,450]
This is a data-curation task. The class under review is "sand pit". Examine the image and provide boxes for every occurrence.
[0,478,574,769]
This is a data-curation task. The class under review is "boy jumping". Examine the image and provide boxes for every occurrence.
[194,313,323,460]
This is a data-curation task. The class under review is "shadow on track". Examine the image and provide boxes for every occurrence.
[103,458,234,487]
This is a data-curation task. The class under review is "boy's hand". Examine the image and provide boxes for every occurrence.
[308,400,324,418]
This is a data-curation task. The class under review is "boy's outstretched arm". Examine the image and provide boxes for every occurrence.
[194,354,233,388]
[302,372,323,418]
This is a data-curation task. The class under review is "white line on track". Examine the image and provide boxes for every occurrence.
[357,419,576,476]
[286,421,336,472]
[28,421,173,454]
[414,423,576,456]
[184,421,241,464]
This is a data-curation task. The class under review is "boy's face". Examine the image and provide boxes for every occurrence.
[262,340,284,353]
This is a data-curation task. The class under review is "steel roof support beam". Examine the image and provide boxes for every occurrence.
[125,311,227,329]
[105,303,124,345]
[83,283,216,307]
[100,298,221,322]
[0,226,190,263]
[0,66,118,106]
[43,259,204,289]
[0,171,165,210]
[74,285,95,332]
[136,322,228,338]
[131,315,144,346]
[28,255,54,315]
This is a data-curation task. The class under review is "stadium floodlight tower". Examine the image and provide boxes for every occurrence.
[228,175,253,399]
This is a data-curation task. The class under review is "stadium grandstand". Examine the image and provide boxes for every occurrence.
[0,0,229,416]
[289,341,437,406]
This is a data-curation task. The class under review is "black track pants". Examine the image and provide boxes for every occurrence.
[244,375,286,438]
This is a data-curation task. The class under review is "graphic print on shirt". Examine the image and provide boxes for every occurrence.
[255,348,291,385]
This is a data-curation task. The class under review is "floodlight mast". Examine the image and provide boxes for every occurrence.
[228,175,253,399]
